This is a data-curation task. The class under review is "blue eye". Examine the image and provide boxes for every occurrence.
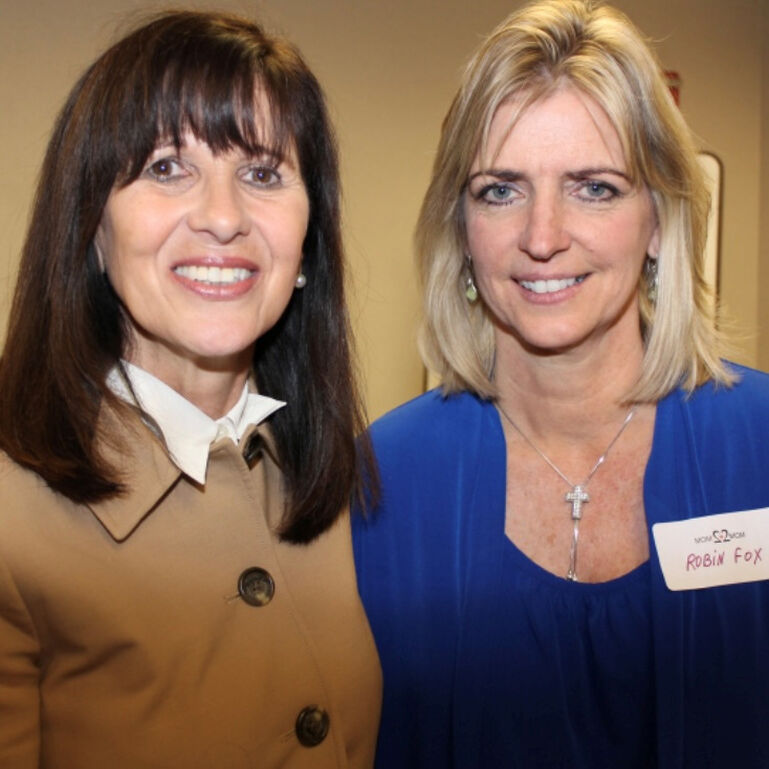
[478,183,517,205]
[577,181,618,201]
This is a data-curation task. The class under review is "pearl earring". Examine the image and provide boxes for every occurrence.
[295,272,307,289]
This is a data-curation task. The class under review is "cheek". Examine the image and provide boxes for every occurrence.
[283,203,310,250]
[465,222,494,268]
[104,243,156,292]
[617,196,657,251]
[466,222,508,280]
[275,223,306,261]
[613,221,656,270]
[102,193,182,258]
[255,198,309,258]
[464,211,488,254]
[102,207,180,279]
[465,205,519,257]
[100,233,169,321]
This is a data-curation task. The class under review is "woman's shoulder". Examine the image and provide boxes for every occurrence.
[366,388,491,457]
[682,363,769,415]
[727,362,769,399]
[361,389,503,494]
[369,388,486,437]
[0,451,55,504]
[0,451,77,556]
[0,416,174,541]
[660,363,769,465]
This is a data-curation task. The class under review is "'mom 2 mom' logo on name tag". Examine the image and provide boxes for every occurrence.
[652,507,769,591]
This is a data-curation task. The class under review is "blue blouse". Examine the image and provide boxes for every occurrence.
[481,548,654,767]
[353,365,769,768]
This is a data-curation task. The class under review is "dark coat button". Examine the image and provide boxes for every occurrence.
[237,567,275,607]
[295,706,330,747]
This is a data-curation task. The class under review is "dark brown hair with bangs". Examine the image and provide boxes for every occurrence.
[0,11,376,543]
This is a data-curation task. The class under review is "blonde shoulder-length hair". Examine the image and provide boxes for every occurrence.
[417,0,734,402]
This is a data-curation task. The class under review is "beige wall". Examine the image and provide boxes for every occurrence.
[1,0,766,420]
[760,0,769,373]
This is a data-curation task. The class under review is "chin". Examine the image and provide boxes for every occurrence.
[192,321,262,351]
[502,320,587,355]
[200,341,255,359]
[177,335,256,367]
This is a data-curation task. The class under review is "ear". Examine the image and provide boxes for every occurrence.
[647,224,660,260]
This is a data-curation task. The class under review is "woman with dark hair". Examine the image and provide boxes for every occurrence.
[353,1,769,767]
[0,11,380,768]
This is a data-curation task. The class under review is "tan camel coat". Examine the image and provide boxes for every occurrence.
[0,415,381,769]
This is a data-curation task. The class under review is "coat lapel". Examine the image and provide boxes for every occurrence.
[86,410,182,542]
[86,407,283,543]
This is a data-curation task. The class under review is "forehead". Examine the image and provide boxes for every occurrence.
[479,85,626,171]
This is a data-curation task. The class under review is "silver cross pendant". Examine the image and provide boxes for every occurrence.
[565,485,589,520]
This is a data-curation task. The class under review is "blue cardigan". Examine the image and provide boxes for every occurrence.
[353,365,769,768]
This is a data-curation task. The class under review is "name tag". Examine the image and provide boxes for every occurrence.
[652,507,769,590]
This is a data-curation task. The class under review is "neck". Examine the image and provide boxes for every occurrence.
[493,332,645,446]
[125,350,252,419]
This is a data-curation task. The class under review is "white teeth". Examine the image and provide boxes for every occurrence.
[520,276,584,294]
[174,265,253,285]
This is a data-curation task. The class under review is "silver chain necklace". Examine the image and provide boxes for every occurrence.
[497,404,636,582]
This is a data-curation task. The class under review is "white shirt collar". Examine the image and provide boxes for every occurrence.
[106,361,285,484]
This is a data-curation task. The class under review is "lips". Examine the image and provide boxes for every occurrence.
[518,274,587,294]
[170,257,258,299]
[173,264,254,286]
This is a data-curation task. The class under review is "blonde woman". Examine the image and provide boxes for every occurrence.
[354,1,769,766]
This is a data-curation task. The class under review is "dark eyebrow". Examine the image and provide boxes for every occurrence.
[467,167,631,184]
[467,169,526,184]
[566,167,631,182]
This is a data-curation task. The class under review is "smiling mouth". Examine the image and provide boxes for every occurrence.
[518,275,587,294]
[173,265,255,286]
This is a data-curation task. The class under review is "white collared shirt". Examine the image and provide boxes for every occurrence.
[106,361,285,484]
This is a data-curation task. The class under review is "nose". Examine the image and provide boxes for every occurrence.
[187,174,251,243]
[518,190,570,261]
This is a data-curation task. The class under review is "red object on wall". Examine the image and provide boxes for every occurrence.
[665,70,681,106]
